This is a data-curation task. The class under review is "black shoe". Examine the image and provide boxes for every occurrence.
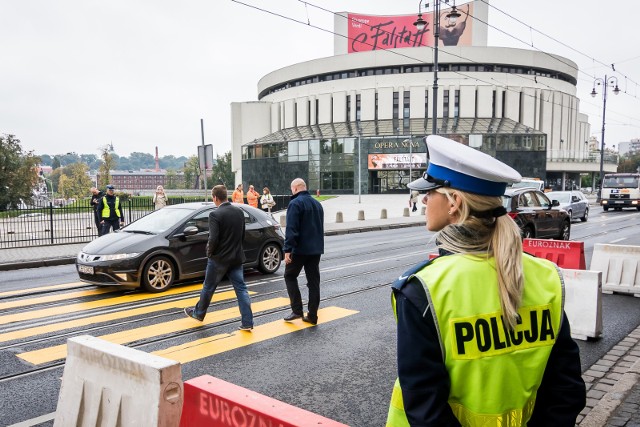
[284,312,302,322]
[184,307,204,322]
[238,325,253,331]
[302,315,318,325]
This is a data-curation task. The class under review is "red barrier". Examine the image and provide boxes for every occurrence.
[429,253,439,260]
[523,239,586,270]
[180,375,349,427]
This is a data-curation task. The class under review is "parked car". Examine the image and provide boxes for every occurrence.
[502,188,571,240]
[76,203,284,292]
[546,191,589,222]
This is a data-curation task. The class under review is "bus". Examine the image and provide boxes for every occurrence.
[600,173,640,211]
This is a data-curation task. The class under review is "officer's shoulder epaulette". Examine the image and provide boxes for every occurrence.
[392,259,431,291]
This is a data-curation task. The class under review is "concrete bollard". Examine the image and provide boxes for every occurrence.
[421,206,426,215]
[336,212,343,223]
[358,210,365,221]
[403,207,410,217]
[380,209,387,219]
[279,214,286,228]
[54,335,183,427]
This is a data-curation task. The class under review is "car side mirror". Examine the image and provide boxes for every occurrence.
[552,200,560,207]
[182,226,199,236]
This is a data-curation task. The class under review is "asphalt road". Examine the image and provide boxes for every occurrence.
[1,208,639,426]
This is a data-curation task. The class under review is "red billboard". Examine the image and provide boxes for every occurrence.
[347,3,474,53]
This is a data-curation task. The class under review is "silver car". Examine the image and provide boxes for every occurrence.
[547,191,589,222]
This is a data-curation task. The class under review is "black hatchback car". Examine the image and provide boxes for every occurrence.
[503,188,571,240]
[76,203,284,292]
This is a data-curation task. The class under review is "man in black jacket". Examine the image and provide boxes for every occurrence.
[90,187,104,236]
[283,178,324,325]
[184,185,254,330]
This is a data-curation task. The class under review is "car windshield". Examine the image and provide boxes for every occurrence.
[501,195,511,208]
[603,176,640,188]
[123,208,197,234]
[511,181,541,189]
[548,193,570,203]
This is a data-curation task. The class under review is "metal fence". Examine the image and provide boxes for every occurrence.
[0,195,291,249]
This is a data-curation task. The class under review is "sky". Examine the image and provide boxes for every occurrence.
[2,0,640,159]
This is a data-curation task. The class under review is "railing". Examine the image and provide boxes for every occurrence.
[547,150,619,164]
[0,196,291,250]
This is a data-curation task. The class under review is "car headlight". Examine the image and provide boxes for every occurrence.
[99,253,140,261]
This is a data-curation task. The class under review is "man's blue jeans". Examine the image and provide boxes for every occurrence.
[194,258,253,328]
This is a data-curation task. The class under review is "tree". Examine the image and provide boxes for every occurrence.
[182,156,201,189]
[207,151,234,188]
[57,163,92,199]
[0,134,41,209]
[52,156,61,170]
[98,145,116,187]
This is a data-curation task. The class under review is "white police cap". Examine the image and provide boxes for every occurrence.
[408,135,522,196]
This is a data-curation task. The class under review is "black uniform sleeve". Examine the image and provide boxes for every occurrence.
[395,279,461,427]
[527,312,586,426]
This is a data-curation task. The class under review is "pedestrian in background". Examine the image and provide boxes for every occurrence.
[90,187,104,236]
[98,185,125,235]
[387,136,585,426]
[184,185,253,331]
[283,178,324,325]
[409,190,419,212]
[260,187,275,213]
[246,184,260,208]
[232,184,244,204]
[153,185,168,210]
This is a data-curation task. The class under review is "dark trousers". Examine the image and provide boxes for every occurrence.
[94,211,102,236]
[284,254,321,320]
[101,219,121,235]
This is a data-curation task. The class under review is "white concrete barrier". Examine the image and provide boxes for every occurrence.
[54,335,183,427]
[590,244,640,297]
[561,269,603,341]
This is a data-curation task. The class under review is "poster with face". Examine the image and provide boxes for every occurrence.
[347,3,473,53]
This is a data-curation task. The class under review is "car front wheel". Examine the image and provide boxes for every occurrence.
[580,208,589,222]
[558,221,571,240]
[142,255,175,292]
[522,226,534,239]
[257,243,282,274]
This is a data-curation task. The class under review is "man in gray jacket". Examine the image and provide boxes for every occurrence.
[184,185,253,331]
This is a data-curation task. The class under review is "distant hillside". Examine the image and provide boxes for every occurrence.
[39,152,190,171]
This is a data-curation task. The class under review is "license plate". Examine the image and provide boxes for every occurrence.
[78,264,94,275]
[614,201,624,204]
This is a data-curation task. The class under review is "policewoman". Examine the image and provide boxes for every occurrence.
[387,136,585,426]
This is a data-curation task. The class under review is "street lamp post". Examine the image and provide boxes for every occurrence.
[591,75,620,200]
[414,0,459,136]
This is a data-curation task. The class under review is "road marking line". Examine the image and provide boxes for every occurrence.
[0,283,206,325]
[17,297,290,365]
[0,282,87,298]
[155,306,359,364]
[0,290,242,343]
[610,237,627,243]
[0,287,118,311]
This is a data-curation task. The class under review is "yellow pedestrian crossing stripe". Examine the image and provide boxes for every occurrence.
[155,306,358,364]
[0,282,89,298]
[18,297,291,365]
[0,283,205,325]
[0,287,118,311]
[0,290,243,344]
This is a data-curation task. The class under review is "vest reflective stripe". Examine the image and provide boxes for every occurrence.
[101,197,121,219]
[387,254,563,427]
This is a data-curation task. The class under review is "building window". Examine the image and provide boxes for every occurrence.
[315,99,319,124]
[393,92,399,120]
[375,92,379,121]
[443,90,450,118]
[492,90,496,118]
[502,91,506,118]
[454,90,460,118]
[346,95,351,122]
[356,94,361,122]
[403,91,410,131]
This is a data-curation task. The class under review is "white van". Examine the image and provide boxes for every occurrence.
[509,178,545,192]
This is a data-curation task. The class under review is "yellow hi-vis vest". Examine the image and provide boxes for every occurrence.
[387,254,564,427]
[101,196,121,219]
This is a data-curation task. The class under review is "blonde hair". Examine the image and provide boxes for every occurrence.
[435,188,524,330]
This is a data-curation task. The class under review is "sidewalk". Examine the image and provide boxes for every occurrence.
[2,193,638,425]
